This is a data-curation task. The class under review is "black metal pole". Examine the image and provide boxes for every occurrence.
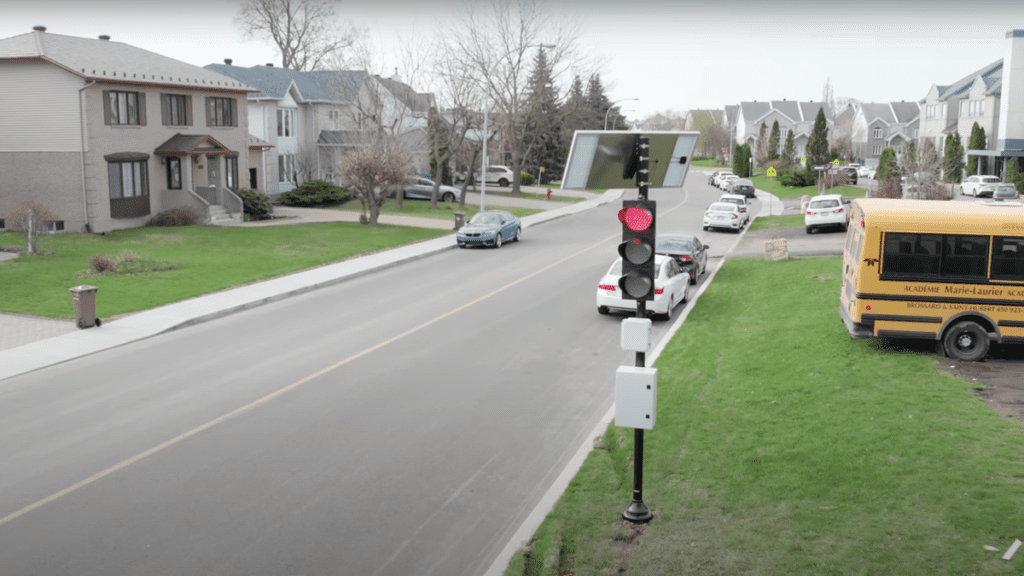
[623,136,653,524]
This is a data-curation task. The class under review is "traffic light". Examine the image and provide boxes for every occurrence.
[617,200,656,301]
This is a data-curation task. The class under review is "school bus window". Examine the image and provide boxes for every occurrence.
[941,235,988,278]
[883,232,941,277]
[991,237,1024,280]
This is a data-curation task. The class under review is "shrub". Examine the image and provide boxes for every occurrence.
[779,167,816,187]
[817,171,850,190]
[148,207,198,226]
[236,188,273,220]
[89,255,114,273]
[875,176,903,199]
[520,171,536,186]
[277,180,350,206]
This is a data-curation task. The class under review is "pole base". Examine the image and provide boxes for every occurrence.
[622,501,653,524]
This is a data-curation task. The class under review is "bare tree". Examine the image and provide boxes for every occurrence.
[292,143,320,185]
[235,0,364,71]
[445,0,583,193]
[8,201,58,254]
[340,141,412,224]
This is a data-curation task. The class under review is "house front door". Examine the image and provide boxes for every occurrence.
[207,156,218,188]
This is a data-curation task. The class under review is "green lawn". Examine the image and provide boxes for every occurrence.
[330,199,543,221]
[0,224,451,319]
[691,158,730,168]
[505,257,1024,575]
[747,214,806,232]
[750,174,865,199]
[478,190,585,203]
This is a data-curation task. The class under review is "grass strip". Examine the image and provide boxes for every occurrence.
[747,214,806,232]
[749,175,865,199]
[505,257,1024,575]
[0,224,450,319]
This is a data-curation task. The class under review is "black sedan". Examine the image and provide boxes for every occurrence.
[655,233,709,285]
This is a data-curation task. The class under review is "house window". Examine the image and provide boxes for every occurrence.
[278,154,295,183]
[979,100,985,116]
[108,159,149,198]
[225,156,238,190]
[896,145,903,155]
[0,218,6,231]
[166,157,182,189]
[207,97,236,127]
[961,101,968,116]
[328,110,340,124]
[873,127,882,139]
[106,90,142,125]
[872,145,881,155]
[277,109,294,137]
[162,94,191,126]
[44,221,65,234]
[941,104,946,118]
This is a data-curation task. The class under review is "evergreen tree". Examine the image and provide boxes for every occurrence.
[877,147,899,182]
[807,107,830,167]
[585,74,616,130]
[942,132,965,183]
[731,143,745,177]
[754,122,768,166]
[742,143,753,177]
[780,130,795,168]
[1006,157,1024,192]
[967,122,987,176]
[561,75,587,141]
[521,47,565,182]
[901,140,918,175]
[768,120,781,161]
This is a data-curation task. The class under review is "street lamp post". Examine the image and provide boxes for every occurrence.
[604,98,639,130]
[480,43,556,212]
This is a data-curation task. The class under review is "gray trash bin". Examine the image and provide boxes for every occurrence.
[69,285,101,329]
[454,212,465,230]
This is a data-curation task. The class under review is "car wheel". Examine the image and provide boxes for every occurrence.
[689,269,697,285]
[959,186,965,196]
[806,226,813,234]
[514,227,521,242]
[942,320,989,362]
[661,298,674,321]
[498,178,509,187]
[442,192,455,203]
[493,233,502,249]
[681,283,689,303]
[598,305,609,315]
[703,226,708,231]
[840,222,848,232]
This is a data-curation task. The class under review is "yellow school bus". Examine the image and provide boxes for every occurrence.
[840,198,1024,361]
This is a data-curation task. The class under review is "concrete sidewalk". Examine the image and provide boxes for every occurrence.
[0,189,621,382]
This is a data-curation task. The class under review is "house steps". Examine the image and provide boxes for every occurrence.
[208,204,242,227]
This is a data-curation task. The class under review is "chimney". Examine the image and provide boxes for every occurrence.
[99,35,110,41]
[224,58,233,65]
[33,25,46,32]
[998,30,1024,151]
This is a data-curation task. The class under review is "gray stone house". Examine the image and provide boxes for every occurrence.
[733,101,833,162]
[0,27,256,233]
[851,102,921,165]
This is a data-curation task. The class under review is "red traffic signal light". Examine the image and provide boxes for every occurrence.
[617,200,656,301]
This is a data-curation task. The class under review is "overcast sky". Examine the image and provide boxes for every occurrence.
[2,0,1021,121]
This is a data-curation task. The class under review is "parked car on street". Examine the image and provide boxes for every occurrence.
[400,176,459,203]
[959,175,1002,197]
[710,170,734,187]
[474,165,515,187]
[836,166,858,185]
[596,255,691,321]
[655,234,709,285]
[992,183,1020,201]
[717,193,751,226]
[718,174,740,190]
[728,178,756,198]
[805,194,852,233]
[712,171,735,189]
[455,210,521,248]
[703,202,743,232]
[857,165,877,179]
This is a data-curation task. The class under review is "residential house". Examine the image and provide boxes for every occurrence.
[0,27,256,233]
[683,109,726,157]
[205,62,435,196]
[734,101,833,163]
[851,101,921,165]
[919,59,1002,171]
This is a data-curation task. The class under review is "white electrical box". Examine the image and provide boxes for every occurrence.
[620,317,652,352]
[615,366,657,430]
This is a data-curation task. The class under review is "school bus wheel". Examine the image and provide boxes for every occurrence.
[942,320,990,362]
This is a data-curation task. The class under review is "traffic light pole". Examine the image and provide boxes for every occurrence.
[623,136,653,524]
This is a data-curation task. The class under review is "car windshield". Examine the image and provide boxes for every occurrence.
[709,203,736,212]
[657,238,693,252]
[469,213,502,225]
[809,199,840,209]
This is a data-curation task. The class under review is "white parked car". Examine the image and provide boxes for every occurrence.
[805,194,852,233]
[703,202,744,233]
[474,165,516,187]
[712,171,735,188]
[717,193,751,226]
[596,255,691,321]
[718,175,740,190]
[959,175,1001,197]
[857,165,876,179]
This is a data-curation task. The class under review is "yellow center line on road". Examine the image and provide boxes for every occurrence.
[0,231,624,530]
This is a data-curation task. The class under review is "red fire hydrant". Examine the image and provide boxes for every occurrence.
[546,188,552,201]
